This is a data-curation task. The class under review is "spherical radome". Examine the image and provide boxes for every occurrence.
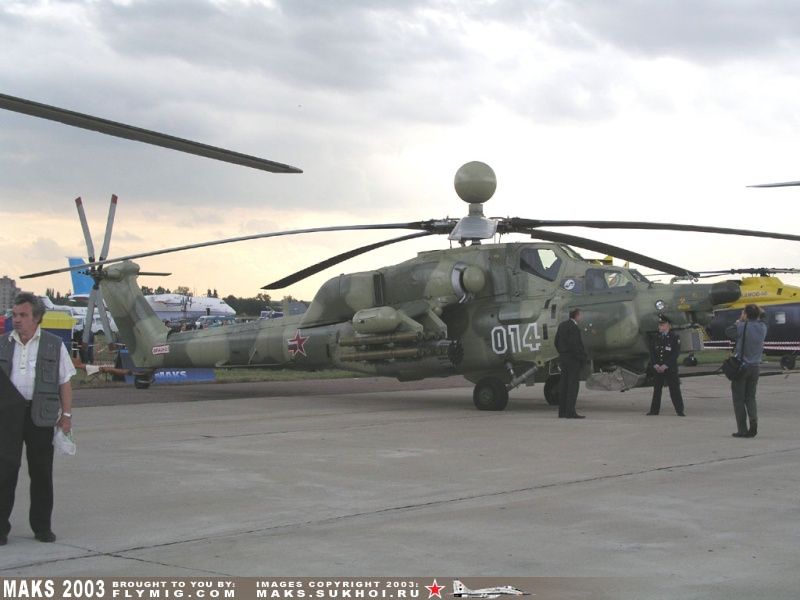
[454,161,496,204]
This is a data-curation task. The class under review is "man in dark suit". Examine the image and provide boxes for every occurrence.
[647,314,685,416]
[555,307,588,419]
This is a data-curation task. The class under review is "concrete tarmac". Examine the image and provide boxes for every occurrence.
[1,372,799,599]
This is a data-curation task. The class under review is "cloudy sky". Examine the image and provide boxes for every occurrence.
[2,0,800,301]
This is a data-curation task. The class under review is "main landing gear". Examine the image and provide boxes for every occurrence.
[472,364,539,411]
[544,375,561,406]
[472,377,509,411]
[133,372,153,389]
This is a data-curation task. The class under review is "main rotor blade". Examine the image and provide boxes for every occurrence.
[263,232,435,289]
[507,218,800,242]
[522,229,698,277]
[0,93,303,174]
[20,221,447,279]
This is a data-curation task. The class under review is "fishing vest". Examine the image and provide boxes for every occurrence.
[0,330,63,427]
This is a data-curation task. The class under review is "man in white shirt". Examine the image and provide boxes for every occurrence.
[0,292,75,545]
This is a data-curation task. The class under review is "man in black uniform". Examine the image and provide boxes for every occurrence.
[647,314,685,416]
[555,307,587,419]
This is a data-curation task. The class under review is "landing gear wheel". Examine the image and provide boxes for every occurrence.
[133,375,152,390]
[780,354,796,370]
[473,377,509,411]
[544,376,561,406]
[683,353,698,367]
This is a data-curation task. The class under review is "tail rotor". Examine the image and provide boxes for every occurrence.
[74,195,119,345]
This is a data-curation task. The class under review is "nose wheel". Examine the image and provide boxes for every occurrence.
[473,377,509,411]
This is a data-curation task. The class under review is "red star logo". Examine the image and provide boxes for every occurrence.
[287,330,310,357]
[425,580,445,599]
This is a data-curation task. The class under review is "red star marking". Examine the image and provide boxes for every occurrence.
[425,580,445,599]
[287,330,310,357]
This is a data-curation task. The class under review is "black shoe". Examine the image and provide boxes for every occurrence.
[646,411,658,415]
[0,535,7,546]
[34,531,56,543]
[746,422,758,437]
[568,414,586,419]
[677,412,686,417]
[731,432,747,438]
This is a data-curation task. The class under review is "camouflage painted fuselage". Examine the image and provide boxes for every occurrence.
[100,243,739,385]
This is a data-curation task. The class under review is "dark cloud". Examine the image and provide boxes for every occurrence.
[91,0,468,95]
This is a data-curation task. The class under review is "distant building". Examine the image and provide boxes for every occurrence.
[0,276,20,313]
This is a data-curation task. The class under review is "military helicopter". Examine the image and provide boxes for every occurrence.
[9,93,800,410]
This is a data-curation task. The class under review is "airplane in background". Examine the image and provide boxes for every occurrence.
[67,256,93,301]
[146,293,236,323]
[41,295,118,335]
[40,295,71,314]
[452,581,529,598]
[68,257,236,324]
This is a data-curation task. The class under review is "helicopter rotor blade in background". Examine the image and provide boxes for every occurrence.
[0,92,303,174]
[20,220,453,279]
[506,218,800,243]
[522,229,698,277]
[747,181,800,188]
[263,232,435,290]
[676,267,800,279]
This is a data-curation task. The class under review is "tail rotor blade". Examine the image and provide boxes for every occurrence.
[98,195,118,261]
[74,197,96,262]
[94,288,115,343]
[83,290,97,345]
